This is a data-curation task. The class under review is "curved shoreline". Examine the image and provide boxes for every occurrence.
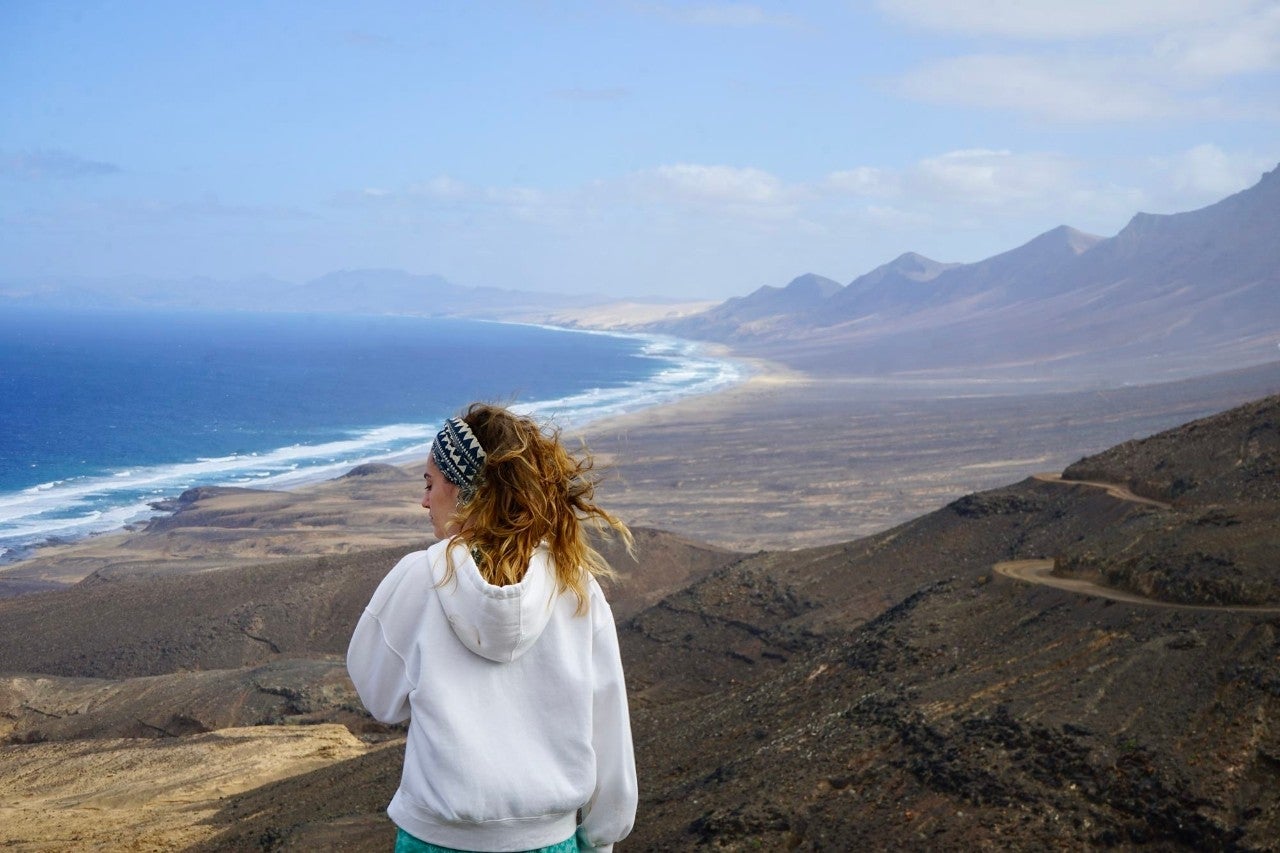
[0,320,747,567]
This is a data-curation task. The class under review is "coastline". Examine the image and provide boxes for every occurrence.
[0,319,743,575]
[0,330,755,587]
[5,337,1280,585]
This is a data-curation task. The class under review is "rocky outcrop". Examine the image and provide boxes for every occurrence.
[1059,394,1280,605]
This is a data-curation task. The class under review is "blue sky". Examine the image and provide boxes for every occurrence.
[3,1,1278,299]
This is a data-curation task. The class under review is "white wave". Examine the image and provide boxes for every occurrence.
[0,331,744,560]
[521,333,744,428]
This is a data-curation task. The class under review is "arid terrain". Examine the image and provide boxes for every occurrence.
[1,360,1278,850]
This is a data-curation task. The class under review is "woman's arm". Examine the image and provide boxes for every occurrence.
[577,601,638,852]
[346,608,414,724]
[346,552,425,724]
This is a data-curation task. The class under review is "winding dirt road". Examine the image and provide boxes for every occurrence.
[1031,472,1172,509]
[994,474,1280,613]
[993,559,1280,614]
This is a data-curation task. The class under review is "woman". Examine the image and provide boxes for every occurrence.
[347,403,638,853]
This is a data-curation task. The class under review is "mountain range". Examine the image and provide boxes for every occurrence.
[0,268,617,318]
[654,165,1280,388]
[6,165,1276,391]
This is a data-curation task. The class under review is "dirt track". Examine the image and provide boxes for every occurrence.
[996,474,1276,612]
[1031,472,1172,508]
[993,559,1280,613]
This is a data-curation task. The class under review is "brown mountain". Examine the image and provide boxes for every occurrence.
[621,394,1280,848]
[217,392,1280,849]
[3,396,1278,849]
[0,528,735,681]
[824,250,961,317]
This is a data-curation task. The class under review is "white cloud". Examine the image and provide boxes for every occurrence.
[909,149,1078,204]
[325,144,1273,295]
[825,166,896,196]
[826,149,1083,213]
[1148,144,1277,201]
[892,54,1196,122]
[638,163,788,205]
[877,0,1266,40]
[344,176,544,213]
[408,176,471,200]
[2,149,121,180]
[879,1,1279,122]
[1156,4,1280,78]
[860,204,932,229]
[641,2,802,29]
[346,147,1275,237]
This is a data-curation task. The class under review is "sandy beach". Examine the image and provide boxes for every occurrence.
[580,355,1280,550]
[5,349,1278,585]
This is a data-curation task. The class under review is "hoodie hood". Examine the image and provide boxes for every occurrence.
[429,541,557,663]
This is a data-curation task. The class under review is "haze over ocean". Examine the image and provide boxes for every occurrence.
[0,308,740,561]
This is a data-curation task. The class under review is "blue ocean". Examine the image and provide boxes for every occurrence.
[0,308,741,562]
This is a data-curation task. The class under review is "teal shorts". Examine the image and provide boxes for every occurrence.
[394,827,579,853]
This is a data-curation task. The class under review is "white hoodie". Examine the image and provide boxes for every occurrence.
[347,539,637,852]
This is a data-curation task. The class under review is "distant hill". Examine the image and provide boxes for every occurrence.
[0,268,609,319]
[655,164,1280,387]
[662,272,843,338]
[824,250,961,317]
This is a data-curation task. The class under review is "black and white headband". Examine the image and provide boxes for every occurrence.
[431,416,487,496]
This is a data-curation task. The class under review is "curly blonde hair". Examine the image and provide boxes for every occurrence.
[444,403,632,614]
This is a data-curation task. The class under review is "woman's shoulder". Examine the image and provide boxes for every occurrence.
[364,546,440,613]
[583,575,620,628]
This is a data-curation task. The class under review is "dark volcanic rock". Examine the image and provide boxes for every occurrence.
[618,396,1280,849]
[948,489,1047,518]
[1063,394,1280,505]
[1059,394,1280,605]
[147,485,273,513]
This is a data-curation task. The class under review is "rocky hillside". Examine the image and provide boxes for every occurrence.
[183,392,1280,850]
[1062,394,1280,505]
[620,394,1280,848]
[193,397,1280,849]
[1055,394,1280,606]
[3,396,1279,849]
[0,528,735,681]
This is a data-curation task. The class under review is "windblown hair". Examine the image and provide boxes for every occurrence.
[444,402,632,614]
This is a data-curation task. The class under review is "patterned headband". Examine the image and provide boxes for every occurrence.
[431,416,487,492]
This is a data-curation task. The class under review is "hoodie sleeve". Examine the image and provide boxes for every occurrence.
[346,552,422,725]
[577,600,638,852]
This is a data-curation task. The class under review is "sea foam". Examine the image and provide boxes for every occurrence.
[0,324,740,563]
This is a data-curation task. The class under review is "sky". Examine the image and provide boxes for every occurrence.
[2,1,1278,300]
